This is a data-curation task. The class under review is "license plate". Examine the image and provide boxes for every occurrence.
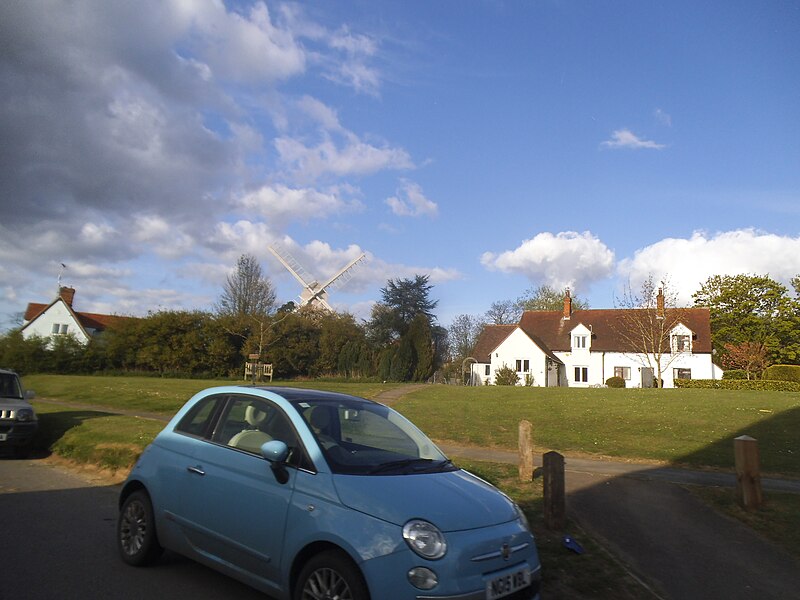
[0,433,7,441]
[486,566,531,600]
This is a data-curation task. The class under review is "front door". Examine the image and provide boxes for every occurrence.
[179,395,298,590]
[641,367,654,388]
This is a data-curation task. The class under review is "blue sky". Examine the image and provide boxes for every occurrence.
[2,0,799,330]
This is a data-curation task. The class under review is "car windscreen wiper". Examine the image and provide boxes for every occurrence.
[367,458,434,474]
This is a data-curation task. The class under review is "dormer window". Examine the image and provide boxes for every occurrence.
[670,323,693,354]
[573,335,588,349]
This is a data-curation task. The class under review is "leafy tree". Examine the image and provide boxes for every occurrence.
[317,313,365,375]
[408,314,435,381]
[0,330,48,375]
[390,336,415,382]
[721,342,769,380]
[692,274,799,365]
[216,254,277,318]
[378,274,438,334]
[516,285,589,312]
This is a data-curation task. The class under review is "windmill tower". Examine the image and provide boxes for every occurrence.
[268,244,367,311]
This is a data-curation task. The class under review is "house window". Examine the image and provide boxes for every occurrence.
[672,334,691,353]
[51,323,69,335]
[574,366,588,383]
[515,359,530,373]
[573,335,587,349]
[484,365,490,376]
[60,324,69,334]
[614,366,631,380]
[674,368,692,380]
[52,324,59,334]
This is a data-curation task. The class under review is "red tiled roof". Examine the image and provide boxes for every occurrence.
[471,324,516,362]
[473,307,714,359]
[518,308,713,354]
[23,301,132,333]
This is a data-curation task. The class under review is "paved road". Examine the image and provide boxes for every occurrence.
[0,458,266,600]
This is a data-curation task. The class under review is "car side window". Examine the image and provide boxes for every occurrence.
[175,395,224,438]
[215,396,311,469]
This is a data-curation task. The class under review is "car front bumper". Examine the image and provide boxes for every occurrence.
[0,420,38,447]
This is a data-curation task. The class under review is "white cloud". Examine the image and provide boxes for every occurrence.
[385,180,438,217]
[237,184,363,226]
[481,231,615,293]
[601,129,665,150]
[617,229,800,305]
[275,133,414,180]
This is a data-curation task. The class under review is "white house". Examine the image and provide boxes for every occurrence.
[21,287,124,346]
[471,291,722,388]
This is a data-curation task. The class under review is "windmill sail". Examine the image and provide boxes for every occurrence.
[269,244,367,311]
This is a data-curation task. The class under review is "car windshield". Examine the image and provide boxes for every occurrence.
[292,398,455,476]
[0,373,23,399]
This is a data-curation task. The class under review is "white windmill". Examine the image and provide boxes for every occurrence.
[268,243,367,311]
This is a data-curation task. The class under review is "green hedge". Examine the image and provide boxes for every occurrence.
[763,365,800,384]
[675,379,800,392]
[722,369,748,380]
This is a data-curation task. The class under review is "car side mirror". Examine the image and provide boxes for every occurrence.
[261,440,290,484]
[261,439,289,463]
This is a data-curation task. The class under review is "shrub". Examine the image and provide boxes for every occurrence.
[605,376,625,388]
[763,365,800,384]
[722,369,748,380]
[494,365,520,386]
[524,373,535,386]
[674,379,800,392]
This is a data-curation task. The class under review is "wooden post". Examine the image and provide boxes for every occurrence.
[543,451,566,530]
[734,435,763,511]
[518,420,534,482]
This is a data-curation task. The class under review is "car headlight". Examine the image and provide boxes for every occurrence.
[403,519,447,560]
[514,502,531,532]
[16,408,35,422]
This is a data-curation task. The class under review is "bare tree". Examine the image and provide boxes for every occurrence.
[485,299,520,324]
[216,254,277,318]
[447,314,486,361]
[614,276,686,388]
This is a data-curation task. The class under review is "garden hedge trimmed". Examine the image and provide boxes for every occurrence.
[675,379,800,391]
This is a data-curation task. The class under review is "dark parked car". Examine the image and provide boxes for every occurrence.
[118,386,541,600]
[0,369,37,457]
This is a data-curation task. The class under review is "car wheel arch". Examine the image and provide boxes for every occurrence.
[119,479,149,510]
[290,541,365,598]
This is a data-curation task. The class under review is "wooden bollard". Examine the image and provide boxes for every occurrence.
[518,420,534,482]
[734,435,763,511]
[543,451,566,530]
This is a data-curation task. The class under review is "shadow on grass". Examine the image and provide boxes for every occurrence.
[671,406,800,477]
[32,410,116,458]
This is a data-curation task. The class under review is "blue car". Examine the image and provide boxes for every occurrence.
[118,386,541,600]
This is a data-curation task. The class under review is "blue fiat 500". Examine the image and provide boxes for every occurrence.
[118,386,541,600]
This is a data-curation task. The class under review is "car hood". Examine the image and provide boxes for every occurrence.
[0,398,31,411]
[332,469,517,531]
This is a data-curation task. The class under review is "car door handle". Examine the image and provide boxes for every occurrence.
[186,465,205,476]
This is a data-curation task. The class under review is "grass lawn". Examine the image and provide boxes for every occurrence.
[23,374,403,415]
[394,386,800,477]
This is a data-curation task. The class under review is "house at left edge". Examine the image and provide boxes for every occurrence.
[21,287,127,345]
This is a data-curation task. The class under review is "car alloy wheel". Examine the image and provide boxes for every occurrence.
[117,490,163,566]
[296,551,369,600]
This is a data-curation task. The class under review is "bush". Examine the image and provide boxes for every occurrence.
[674,379,800,392]
[605,376,625,388]
[494,365,520,386]
[763,365,800,384]
[722,369,748,380]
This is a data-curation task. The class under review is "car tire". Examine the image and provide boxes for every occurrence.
[117,490,163,566]
[294,550,370,600]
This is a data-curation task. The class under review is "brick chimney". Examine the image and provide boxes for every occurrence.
[656,287,665,320]
[59,286,76,307]
[563,288,572,320]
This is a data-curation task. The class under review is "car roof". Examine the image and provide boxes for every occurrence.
[0,369,19,376]
[246,386,372,406]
